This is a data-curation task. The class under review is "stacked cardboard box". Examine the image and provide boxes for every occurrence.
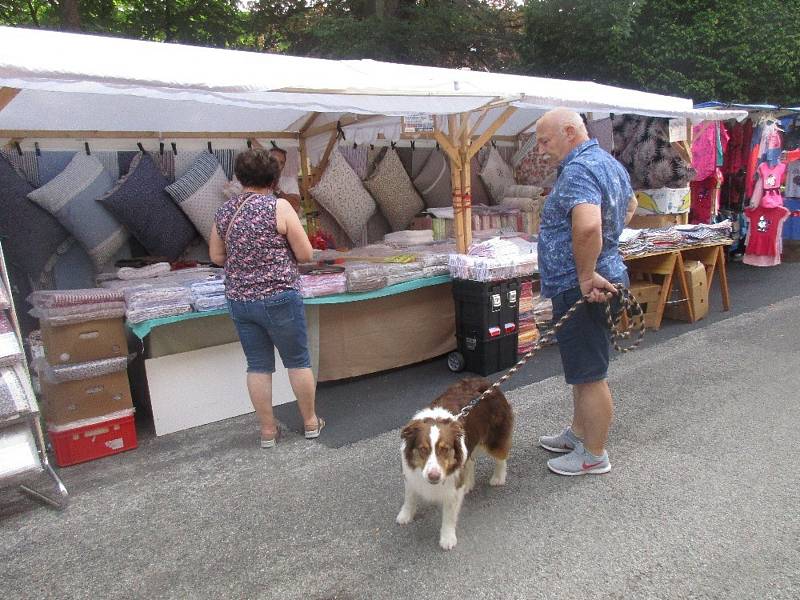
[37,316,138,466]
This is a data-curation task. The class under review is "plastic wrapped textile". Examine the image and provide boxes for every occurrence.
[384,229,434,246]
[30,301,127,327]
[533,297,553,323]
[192,295,227,312]
[448,253,538,282]
[299,273,347,298]
[382,262,424,286]
[34,355,129,384]
[422,265,450,278]
[0,365,33,418]
[190,279,225,298]
[124,285,191,309]
[0,314,23,367]
[0,284,9,310]
[126,302,192,324]
[346,264,388,292]
[27,288,125,308]
[117,262,172,280]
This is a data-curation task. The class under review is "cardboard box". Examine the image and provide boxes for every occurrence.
[627,213,688,229]
[634,187,691,215]
[664,260,708,322]
[617,281,662,331]
[41,369,133,426]
[41,318,127,364]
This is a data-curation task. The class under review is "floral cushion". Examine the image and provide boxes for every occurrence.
[310,149,376,243]
[364,148,424,232]
[97,153,197,261]
[0,156,70,276]
[479,147,516,204]
[27,153,126,269]
[413,150,452,209]
[165,153,228,242]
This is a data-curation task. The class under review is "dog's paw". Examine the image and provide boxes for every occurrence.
[396,509,415,525]
[439,531,458,551]
[489,474,507,486]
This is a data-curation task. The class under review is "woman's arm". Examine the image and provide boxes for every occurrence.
[277,198,314,263]
[208,223,227,266]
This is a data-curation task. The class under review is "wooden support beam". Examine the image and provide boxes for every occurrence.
[298,112,320,135]
[433,129,460,165]
[298,136,318,234]
[0,88,20,113]
[0,129,299,140]
[466,105,518,159]
[312,128,342,188]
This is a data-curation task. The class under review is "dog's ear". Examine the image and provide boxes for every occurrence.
[401,421,419,443]
[451,421,468,467]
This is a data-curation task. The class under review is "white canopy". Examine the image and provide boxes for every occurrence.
[0,25,747,147]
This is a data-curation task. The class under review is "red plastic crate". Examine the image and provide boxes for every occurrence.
[48,413,137,467]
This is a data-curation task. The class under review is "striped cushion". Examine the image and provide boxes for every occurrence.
[413,150,452,209]
[97,153,197,261]
[27,153,126,269]
[165,153,228,242]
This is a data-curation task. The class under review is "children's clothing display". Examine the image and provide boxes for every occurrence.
[750,162,786,209]
[743,205,790,267]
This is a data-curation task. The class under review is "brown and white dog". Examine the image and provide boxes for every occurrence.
[396,377,514,550]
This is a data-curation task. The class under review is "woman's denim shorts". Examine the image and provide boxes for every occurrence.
[550,279,626,385]
[227,290,311,373]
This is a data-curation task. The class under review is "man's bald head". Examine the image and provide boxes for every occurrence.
[534,108,590,164]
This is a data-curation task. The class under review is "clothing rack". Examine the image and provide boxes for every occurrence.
[0,241,68,509]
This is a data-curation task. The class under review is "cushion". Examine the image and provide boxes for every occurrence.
[413,150,452,209]
[97,153,197,261]
[317,208,354,250]
[364,148,424,232]
[0,156,70,276]
[310,148,376,243]
[505,184,544,198]
[479,147,516,204]
[366,210,391,244]
[165,153,228,242]
[27,153,126,269]
[470,155,492,206]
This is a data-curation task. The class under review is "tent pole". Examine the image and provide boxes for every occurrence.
[0,88,20,113]
[298,136,317,235]
[467,106,518,159]
[448,114,468,253]
[459,113,473,251]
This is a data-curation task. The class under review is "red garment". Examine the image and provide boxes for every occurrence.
[690,169,723,224]
[743,205,790,267]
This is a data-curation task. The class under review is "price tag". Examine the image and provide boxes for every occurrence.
[669,118,687,142]
[403,113,434,134]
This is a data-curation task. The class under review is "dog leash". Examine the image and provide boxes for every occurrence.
[455,283,645,420]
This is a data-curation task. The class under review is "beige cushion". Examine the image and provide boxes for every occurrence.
[413,150,452,208]
[310,149,376,243]
[366,211,391,244]
[479,147,516,204]
[364,148,424,232]
[500,196,538,212]
[504,184,543,199]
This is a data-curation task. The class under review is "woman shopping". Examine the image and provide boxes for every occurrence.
[210,149,324,447]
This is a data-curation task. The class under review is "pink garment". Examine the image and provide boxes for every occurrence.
[750,162,786,209]
[743,205,790,267]
[692,122,717,181]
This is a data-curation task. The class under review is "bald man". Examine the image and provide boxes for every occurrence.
[535,108,637,476]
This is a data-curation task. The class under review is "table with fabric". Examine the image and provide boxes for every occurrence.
[622,241,732,330]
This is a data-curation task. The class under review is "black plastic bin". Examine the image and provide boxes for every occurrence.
[448,278,526,375]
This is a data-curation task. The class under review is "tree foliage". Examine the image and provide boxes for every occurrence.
[0,0,798,104]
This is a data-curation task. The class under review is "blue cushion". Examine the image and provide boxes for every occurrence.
[0,156,70,276]
[97,153,197,260]
[27,153,126,269]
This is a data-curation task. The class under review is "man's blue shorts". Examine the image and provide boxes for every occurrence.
[551,285,622,385]
[227,290,311,374]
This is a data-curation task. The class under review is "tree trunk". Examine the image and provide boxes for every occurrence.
[59,0,81,31]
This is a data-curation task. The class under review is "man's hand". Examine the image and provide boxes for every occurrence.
[579,272,617,303]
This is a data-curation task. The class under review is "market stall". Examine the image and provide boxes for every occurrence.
[0,27,748,443]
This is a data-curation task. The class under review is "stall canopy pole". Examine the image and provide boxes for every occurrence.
[0,88,20,113]
[445,114,468,253]
[459,112,473,251]
[0,129,299,140]
[298,113,320,233]
[467,105,517,159]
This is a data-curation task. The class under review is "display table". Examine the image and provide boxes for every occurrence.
[623,241,731,330]
[128,276,456,435]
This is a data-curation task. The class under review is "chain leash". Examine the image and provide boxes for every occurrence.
[455,283,646,421]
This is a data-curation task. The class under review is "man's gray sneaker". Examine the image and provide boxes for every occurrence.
[538,426,581,453]
[546,442,611,476]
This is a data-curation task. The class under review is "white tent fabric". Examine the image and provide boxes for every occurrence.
[0,25,747,145]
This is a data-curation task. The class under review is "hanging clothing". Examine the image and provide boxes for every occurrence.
[743,205,790,267]
[691,122,717,181]
[750,161,787,209]
[690,168,723,225]
[782,199,800,241]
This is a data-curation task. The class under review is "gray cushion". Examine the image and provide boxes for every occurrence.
[97,153,197,261]
[364,148,425,232]
[165,153,228,243]
[413,150,452,209]
[27,153,126,269]
[0,156,70,276]
[479,147,516,204]
[310,149,376,243]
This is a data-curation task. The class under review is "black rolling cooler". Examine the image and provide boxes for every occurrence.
[448,278,523,375]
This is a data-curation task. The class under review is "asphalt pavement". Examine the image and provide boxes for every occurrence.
[2,260,800,599]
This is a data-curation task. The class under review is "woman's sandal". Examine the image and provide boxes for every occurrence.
[260,428,282,449]
[304,417,326,439]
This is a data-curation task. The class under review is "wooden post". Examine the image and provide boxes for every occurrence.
[459,113,473,251]
[0,88,20,113]
[298,136,317,235]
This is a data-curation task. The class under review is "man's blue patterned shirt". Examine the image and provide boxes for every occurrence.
[537,139,632,298]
